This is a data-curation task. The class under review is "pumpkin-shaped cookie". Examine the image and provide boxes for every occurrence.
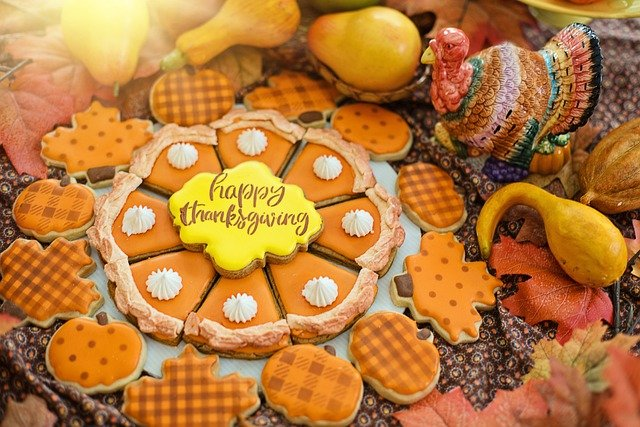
[46,312,146,394]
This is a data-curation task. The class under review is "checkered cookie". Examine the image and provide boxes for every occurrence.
[397,162,467,232]
[150,68,235,126]
[261,344,363,426]
[348,311,440,404]
[123,345,259,427]
[0,238,102,327]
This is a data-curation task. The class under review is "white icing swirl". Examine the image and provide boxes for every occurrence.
[167,143,199,170]
[302,276,338,307]
[313,155,343,180]
[146,268,183,300]
[341,209,374,237]
[121,205,156,236]
[237,128,268,156]
[223,293,258,323]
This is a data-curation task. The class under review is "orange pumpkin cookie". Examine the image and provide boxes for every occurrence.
[331,103,413,161]
[46,312,146,394]
[262,344,363,426]
[397,162,467,232]
[390,232,502,344]
[244,71,342,127]
[348,311,440,404]
[41,101,153,188]
[150,68,235,126]
[12,176,95,242]
[0,238,102,327]
[123,344,260,427]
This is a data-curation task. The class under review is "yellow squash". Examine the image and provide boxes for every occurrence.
[476,182,627,288]
[61,0,149,90]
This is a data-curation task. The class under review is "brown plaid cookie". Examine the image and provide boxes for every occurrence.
[0,238,102,327]
[12,178,95,242]
[123,345,259,427]
[397,162,467,232]
[150,68,235,126]
[261,344,363,425]
[348,311,440,404]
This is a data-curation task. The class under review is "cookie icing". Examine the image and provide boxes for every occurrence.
[342,209,374,237]
[223,293,258,323]
[121,205,156,236]
[302,276,338,307]
[146,268,183,301]
[236,128,268,156]
[313,155,343,180]
[167,143,199,170]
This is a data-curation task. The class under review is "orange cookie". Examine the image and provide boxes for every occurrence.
[150,68,235,126]
[12,176,95,242]
[0,238,102,327]
[391,232,502,344]
[123,344,260,427]
[348,311,440,404]
[243,71,342,127]
[331,103,413,161]
[46,312,146,394]
[262,344,363,426]
[397,162,467,232]
[41,101,153,188]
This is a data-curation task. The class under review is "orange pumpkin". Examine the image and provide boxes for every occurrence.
[529,141,572,175]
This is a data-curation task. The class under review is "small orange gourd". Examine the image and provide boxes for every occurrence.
[528,141,572,175]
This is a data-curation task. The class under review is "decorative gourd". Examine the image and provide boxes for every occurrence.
[161,0,300,71]
[61,0,149,90]
[477,182,627,288]
[579,118,640,214]
[528,141,572,175]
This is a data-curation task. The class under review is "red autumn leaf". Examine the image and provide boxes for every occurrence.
[602,347,640,427]
[2,394,57,427]
[393,387,479,427]
[489,236,613,344]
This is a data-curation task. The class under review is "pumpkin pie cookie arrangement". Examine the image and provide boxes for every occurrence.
[88,108,404,358]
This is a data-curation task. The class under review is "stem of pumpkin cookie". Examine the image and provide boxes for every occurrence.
[0,59,32,83]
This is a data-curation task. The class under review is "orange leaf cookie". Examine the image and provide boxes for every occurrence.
[123,344,260,427]
[243,71,342,127]
[0,238,102,327]
[41,101,153,187]
[46,312,146,394]
[12,176,95,242]
[331,103,413,161]
[348,311,440,404]
[262,344,363,426]
[397,162,467,232]
[150,68,235,126]
[390,232,502,344]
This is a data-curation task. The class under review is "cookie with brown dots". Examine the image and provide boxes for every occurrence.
[330,103,412,161]
[390,232,502,344]
[46,312,146,394]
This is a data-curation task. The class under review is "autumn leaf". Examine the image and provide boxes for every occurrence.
[0,0,62,34]
[1,394,57,427]
[602,347,640,427]
[207,46,263,91]
[489,236,613,344]
[503,205,547,246]
[524,321,638,392]
[393,387,480,427]
[624,219,640,278]
[571,122,603,173]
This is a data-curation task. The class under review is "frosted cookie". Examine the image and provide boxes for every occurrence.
[41,101,153,188]
[0,238,102,327]
[123,345,259,427]
[46,312,146,394]
[331,103,413,161]
[348,311,440,404]
[262,344,363,426]
[150,68,235,126]
[397,162,467,232]
[390,232,502,344]
[244,71,342,127]
[12,176,95,242]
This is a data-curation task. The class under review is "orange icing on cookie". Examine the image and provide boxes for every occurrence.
[112,191,182,259]
[41,101,152,174]
[130,251,215,320]
[284,143,356,203]
[332,103,411,155]
[269,252,356,317]
[145,143,222,193]
[47,316,144,389]
[13,179,94,237]
[315,197,381,261]
[216,128,294,174]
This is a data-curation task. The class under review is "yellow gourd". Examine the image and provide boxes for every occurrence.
[61,0,149,91]
[476,182,627,288]
[161,0,300,70]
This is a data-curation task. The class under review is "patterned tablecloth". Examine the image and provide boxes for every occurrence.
[0,10,639,427]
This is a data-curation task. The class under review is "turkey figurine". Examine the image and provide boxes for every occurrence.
[422,24,602,182]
